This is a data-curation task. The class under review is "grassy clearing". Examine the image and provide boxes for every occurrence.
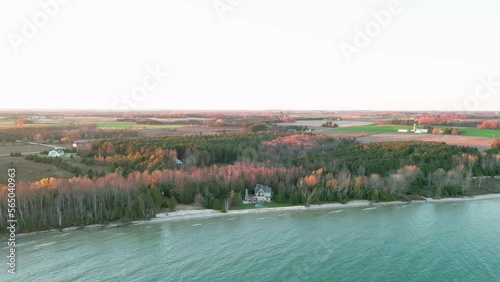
[0,154,112,183]
[0,156,75,183]
[329,124,500,138]
[95,122,185,130]
[453,127,500,138]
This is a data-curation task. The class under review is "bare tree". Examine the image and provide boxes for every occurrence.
[432,169,447,197]
[446,168,463,192]
[367,174,384,192]
[224,190,235,212]
[34,133,43,144]
[397,165,421,185]
[463,169,473,195]
[388,173,408,195]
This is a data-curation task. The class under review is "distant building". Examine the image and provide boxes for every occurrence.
[415,129,429,134]
[410,123,428,134]
[48,149,64,157]
[175,159,183,165]
[254,184,272,202]
[72,140,89,151]
[72,140,86,147]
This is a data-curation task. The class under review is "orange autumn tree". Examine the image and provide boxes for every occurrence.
[15,118,25,128]
[492,138,500,149]
[479,120,500,129]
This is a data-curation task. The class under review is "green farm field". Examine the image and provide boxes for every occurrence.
[329,124,500,138]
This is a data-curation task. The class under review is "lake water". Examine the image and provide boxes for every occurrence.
[3,199,500,281]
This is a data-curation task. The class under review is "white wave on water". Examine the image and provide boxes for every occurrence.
[362,207,376,211]
[329,210,344,214]
[55,233,71,237]
[33,242,56,249]
[191,224,202,227]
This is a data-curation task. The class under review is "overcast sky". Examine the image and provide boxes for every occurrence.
[1,0,500,111]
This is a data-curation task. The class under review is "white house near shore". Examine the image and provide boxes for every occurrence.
[255,184,272,202]
[398,129,409,133]
[48,149,64,157]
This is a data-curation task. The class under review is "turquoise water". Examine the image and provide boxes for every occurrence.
[3,199,500,282]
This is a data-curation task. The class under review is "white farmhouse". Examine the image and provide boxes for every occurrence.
[48,149,64,157]
[254,184,272,202]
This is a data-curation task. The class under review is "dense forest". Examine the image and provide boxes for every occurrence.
[1,133,500,233]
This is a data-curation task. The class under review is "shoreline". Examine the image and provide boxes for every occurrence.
[128,193,500,226]
[14,193,500,237]
[422,193,500,202]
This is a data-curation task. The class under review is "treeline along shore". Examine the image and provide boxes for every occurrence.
[1,132,500,234]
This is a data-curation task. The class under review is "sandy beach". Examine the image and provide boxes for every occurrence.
[148,193,500,225]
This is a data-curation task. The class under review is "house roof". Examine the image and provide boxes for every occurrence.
[255,184,272,194]
[48,150,63,156]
